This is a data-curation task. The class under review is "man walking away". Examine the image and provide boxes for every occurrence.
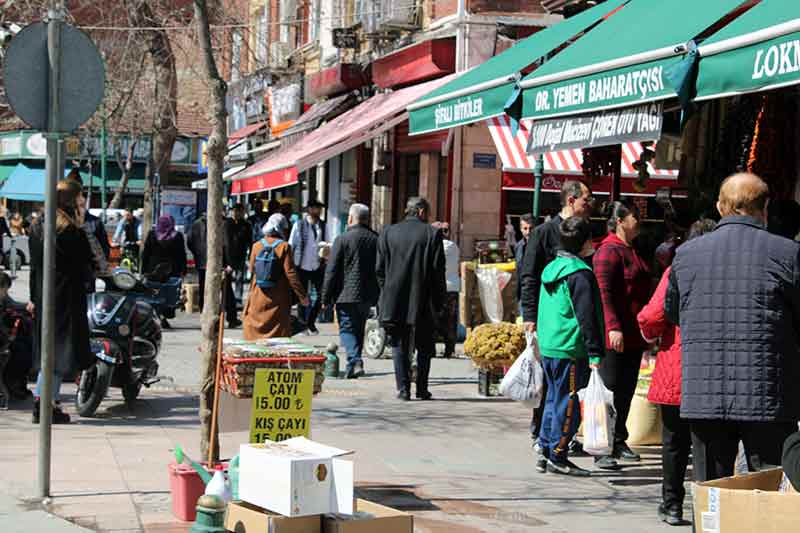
[515,213,534,317]
[377,197,446,401]
[289,199,327,335]
[537,216,604,477]
[187,214,208,312]
[666,173,800,482]
[321,204,379,379]
[520,181,594,451]
[224,204,252,308]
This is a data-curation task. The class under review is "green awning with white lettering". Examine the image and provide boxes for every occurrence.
[694,0,800,102]
[406,0,628,135]
[518,0,745,121]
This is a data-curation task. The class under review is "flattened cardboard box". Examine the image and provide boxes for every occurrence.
[323,499,412,533]
[225,501,321,533]
[693,468,800,532]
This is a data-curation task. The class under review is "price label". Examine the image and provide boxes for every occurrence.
[249,369,314,443]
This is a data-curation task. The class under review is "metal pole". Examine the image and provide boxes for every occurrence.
[533,155,543,220]
[39,2,63,500]
[101,111,107,222]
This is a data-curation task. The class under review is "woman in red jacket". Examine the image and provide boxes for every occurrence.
[593,201,652,470]
[638,219,716,526]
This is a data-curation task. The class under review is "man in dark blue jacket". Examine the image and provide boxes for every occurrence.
[515,213,534,316]
[666,173,800,482]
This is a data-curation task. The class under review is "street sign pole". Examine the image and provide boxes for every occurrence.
[101,110,107,222]
[38,3,63,500]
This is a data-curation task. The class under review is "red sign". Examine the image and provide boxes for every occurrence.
[231,166,299,195]
[502,172,687,198]
[307,64,368,100]
[373,38,456,89]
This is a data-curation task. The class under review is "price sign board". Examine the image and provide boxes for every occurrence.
[249,369,314,443]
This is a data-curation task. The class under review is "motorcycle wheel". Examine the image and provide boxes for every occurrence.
[364,320,387,359]
[75,361,114,417]
[122,382,141,405]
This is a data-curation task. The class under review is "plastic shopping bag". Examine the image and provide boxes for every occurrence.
[499,332,544,407]
[476,266,512,323]
[578,368,616,456]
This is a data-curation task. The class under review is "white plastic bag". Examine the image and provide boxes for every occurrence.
[476,266,512,323]
[499,332,544,407]
[578,368,616,456]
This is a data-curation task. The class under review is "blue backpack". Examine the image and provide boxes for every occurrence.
[254,239,284,289]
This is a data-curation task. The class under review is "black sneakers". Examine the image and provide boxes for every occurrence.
[32,399,71,425]
[594,455,621,470]
[658,503,685,526]
[546,459,591,477]
[614,442,641,462]
[535,456,548,473]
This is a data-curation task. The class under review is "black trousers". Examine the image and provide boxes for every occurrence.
[530,382,548,438]
[661,405,691,509]
[197,268,206,312]
[598,348,643,445]
[299,268,324,329]
[387,321,435,395]
[224,271,237,323]
[690,419,796,482]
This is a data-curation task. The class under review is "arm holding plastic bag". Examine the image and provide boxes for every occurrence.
[499,331,544,407]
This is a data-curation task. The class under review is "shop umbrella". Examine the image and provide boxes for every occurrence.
[406,0,627,135]
[516,0,747,122]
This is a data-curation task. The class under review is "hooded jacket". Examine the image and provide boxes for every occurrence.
[537,252,605,363]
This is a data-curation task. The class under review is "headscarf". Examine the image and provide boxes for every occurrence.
[155,215,177,241]
[263,213,288,238]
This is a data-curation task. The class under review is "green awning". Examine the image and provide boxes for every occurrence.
[406,0,628,134]
[0,164,16,185]
[518,0,745,121]
[694,0,800,101]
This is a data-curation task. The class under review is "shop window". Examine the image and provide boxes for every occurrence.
[255,9,268,67]
[231,30,243,82]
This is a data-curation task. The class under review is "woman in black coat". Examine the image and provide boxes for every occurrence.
[141,215,187,279]
[29,179,94,424]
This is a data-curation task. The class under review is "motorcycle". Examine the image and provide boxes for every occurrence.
[75,268,163,417]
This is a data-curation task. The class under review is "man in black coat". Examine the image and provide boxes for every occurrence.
[515,213,534,315]
[224,204,252,327]
[666,173,800,482]
[321,204,379,379]
[520,180,594,450]
[187,214,208,311]
[376,197,446,401]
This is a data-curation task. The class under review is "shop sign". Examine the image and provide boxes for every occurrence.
[0,133,22,159]
[473,153,497,169]
[527,102,663,155]
[249,369,314,444]
[433,95,484,130]
[332,28,358,49]
[197,139,208,174]
[170,139,191,165]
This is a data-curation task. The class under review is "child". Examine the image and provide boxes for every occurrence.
[536,216,605,476]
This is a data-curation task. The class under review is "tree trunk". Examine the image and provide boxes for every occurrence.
[194,0,228,462]
[128,0,178,243]
[108,138,138,209]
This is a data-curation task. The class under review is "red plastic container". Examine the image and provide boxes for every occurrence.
[168,462,207,522]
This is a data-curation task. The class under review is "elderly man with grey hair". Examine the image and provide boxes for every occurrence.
[322,203,379,378]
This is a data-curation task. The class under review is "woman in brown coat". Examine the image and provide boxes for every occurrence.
[243,214,308,340]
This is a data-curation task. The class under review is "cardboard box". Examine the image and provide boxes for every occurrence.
[225,501,321,533]
[239,437,354,517]
[693,468,800,532]
[322,499,412,533]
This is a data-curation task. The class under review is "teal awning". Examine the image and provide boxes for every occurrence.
[406,0,627,134]
[0,164,16,185]
[518,0,746,121]
[0,164,45,202]
[694,0,800,101]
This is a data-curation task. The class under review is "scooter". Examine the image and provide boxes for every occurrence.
[75,268,163,417]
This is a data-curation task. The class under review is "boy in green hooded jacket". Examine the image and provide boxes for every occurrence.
[536,216,605,477]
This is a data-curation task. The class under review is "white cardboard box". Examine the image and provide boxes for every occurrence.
[239,437,354,517]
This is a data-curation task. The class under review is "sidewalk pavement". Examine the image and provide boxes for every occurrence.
[0,493,90,532]
[1,270,684,532]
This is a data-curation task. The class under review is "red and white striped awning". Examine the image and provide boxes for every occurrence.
[487,115,680,179]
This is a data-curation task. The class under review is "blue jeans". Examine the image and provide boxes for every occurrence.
[35,371,62,403]
[336,303,372,370]
[539,357,590,462]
